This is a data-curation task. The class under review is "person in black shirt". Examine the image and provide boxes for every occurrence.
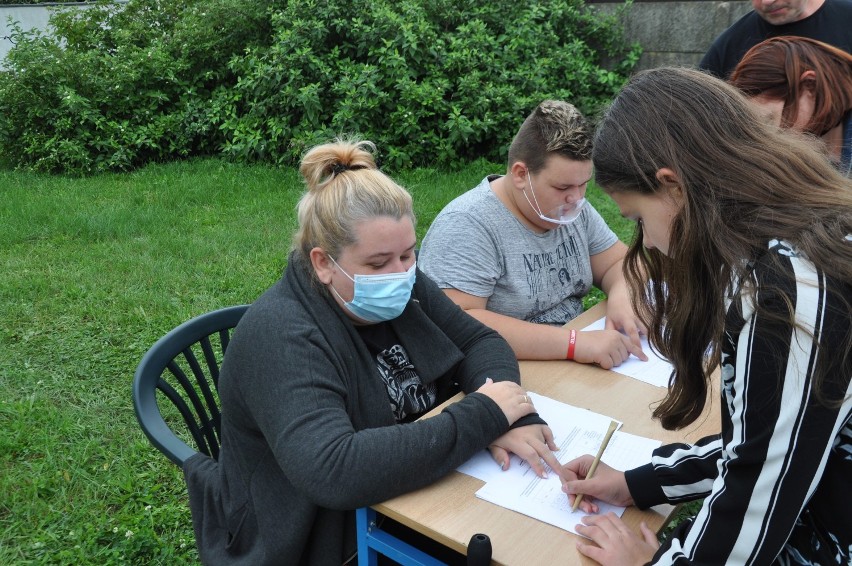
[700,0,852,78]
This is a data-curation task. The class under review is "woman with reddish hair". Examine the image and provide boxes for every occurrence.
[730,36,852,176]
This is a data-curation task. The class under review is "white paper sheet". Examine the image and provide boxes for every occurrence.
[456,393,618,483]
[582,317,673,388]
[457,392,661,536]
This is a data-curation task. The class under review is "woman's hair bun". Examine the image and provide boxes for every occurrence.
[300,138,377,191]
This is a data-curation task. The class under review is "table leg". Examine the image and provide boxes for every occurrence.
[355,506,448,566]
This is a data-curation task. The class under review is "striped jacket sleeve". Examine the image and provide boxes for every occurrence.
[625,240,852,564]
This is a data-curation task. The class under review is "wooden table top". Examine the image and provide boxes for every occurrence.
[374,302,721,565]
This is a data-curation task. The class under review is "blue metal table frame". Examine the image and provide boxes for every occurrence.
[356,506,448,566]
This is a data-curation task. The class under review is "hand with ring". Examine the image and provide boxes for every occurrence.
[477,387,560,479]
[475,379,535,426]
[488,423,560,479]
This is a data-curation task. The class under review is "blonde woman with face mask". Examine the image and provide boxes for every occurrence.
[183,139,562,566]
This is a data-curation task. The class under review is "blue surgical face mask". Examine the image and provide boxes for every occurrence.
[328,257,416,322]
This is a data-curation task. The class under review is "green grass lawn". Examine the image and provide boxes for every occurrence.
[0,157,636,564]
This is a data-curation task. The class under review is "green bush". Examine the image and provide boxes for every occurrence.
[219,0,640,169]
[0,0,272,174]
[0,0,639,174]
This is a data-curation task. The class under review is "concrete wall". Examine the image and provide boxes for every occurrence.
[1,4,56,65]
[2,1,752,71]
[0,2,129,67]
[591,1,753,70]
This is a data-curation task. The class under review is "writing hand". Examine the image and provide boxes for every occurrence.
[560,455,633,512]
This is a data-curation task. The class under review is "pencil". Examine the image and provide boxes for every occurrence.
[571,420,618,512]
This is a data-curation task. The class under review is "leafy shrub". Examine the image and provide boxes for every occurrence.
[0,0,272,174]
[216,0,640,169]
[0,0,639,174]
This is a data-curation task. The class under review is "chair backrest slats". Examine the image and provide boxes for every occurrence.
[198,335,223,429]
[167,357,219,454]
[158,379,215,458]
[133,305,249,467]
[212,328,232,389]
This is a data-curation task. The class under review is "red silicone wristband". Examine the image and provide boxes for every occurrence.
[566,329,577,360]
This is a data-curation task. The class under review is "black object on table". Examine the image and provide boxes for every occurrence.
[467,533,492,565]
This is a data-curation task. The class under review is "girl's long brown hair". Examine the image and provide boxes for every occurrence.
[730,36,852,136]
[593,67,852,430]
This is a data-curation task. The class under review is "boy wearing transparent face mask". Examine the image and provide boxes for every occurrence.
[419,100,647,368]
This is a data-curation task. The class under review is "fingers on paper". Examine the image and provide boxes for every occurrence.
[516,442,549,478]
[576,513,628,549]
[576,513,658,565]
[619,317,646,349]
[575,513,623,561]
[569,492,599,514]
[542,425,558,451]
[535,445,562,480]
[488,445,510,470]
[562,479,599,514]
[625,334,648,361]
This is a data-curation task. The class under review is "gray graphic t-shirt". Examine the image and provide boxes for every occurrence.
[419,175,619,325]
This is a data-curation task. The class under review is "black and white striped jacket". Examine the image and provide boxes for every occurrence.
[626,239,852,564]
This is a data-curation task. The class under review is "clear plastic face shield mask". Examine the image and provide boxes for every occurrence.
[523,170,586,225]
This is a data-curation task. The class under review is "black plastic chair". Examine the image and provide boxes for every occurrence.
[132,305,249,467]
[133,303,488,564]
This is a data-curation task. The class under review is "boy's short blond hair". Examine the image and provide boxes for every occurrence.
[507,100,592,173]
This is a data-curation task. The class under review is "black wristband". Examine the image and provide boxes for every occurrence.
[508,412,547,430]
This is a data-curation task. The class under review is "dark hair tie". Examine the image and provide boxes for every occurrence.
[331,162,349,176]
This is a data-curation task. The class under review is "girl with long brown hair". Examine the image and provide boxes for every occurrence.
[561,67,852,565]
